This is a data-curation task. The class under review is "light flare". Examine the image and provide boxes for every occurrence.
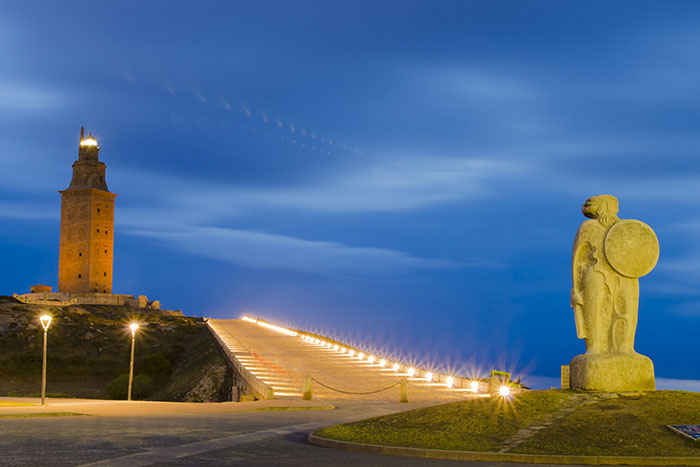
[80,136,97,147]
[241,315,297,336]
[40,315,52,331]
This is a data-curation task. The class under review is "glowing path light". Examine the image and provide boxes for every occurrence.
[379,359,386,367]
[425,372,433,382]
[446,376,454,388]
[368,355,375,364]
[408,368,416,377]
[242,315,298,336]
[127,323,139,401]
[392,363,399,371]
[39,315,52,405]
[499,385,511,397]
[471,380,480,392]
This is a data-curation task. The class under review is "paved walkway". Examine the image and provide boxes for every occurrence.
[210,318,479,402]
[0,399,623,466]
[0,397,332,417]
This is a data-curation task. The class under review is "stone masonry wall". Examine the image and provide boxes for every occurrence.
[58,188,116,293]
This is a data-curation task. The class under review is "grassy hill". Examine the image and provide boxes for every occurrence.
[0,296,231,401]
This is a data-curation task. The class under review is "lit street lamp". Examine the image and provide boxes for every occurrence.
[39,315,52,406]
[127,323,139,401]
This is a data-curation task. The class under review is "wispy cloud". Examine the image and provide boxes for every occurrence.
[0,81,64,112]
[231,157,517,212]
[106,153,516,275]
[129,225,464,276]
[412,66,536,101]
[112,155,521,221]
[0,201,57,220]
[0,148,515,275]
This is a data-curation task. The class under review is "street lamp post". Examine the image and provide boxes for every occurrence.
[39,315,52,406]
[127,323,139,401]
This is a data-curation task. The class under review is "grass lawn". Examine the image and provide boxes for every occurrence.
[314,390,700,457]
[315,390,571,452]
[514,390,700,457]
[247,406,334,412]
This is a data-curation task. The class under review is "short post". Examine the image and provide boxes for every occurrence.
[303,376,313,400]
[265,387,275,400]
[399,378,408,403]
[561,365,570,389]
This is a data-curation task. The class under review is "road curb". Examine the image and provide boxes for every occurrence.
[307,434,700,465]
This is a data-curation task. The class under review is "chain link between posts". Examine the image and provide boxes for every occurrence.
[311,378,401,395]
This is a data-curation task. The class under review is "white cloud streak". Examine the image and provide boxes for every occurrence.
[0,201,57,220]
[0,81,63,112]
[129,225,463,276]
[111,155,521,222]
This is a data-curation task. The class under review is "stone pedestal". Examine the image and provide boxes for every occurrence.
[570,352,655,392]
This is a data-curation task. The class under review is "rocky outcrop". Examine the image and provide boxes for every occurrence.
[184,364,228,402]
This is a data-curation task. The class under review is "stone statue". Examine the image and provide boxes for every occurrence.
[569,195,658,391]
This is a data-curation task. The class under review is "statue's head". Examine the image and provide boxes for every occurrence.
[582,195,619,227]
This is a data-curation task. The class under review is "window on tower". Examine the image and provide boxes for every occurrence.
[78,274,82,279]
[104,249,107,254]
[104,272,106,277]
[79,252,82,257]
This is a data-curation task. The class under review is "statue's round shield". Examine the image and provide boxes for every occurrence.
[604,219,659,278]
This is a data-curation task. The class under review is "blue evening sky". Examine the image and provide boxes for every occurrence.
[1,1,699,386]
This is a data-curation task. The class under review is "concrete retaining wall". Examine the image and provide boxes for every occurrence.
[206,320,275,401]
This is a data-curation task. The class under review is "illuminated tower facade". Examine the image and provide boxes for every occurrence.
[58,128,117,293]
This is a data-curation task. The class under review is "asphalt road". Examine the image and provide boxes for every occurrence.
[0,400,650,467]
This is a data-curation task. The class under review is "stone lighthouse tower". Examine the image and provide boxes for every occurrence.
[58,128,117,294]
